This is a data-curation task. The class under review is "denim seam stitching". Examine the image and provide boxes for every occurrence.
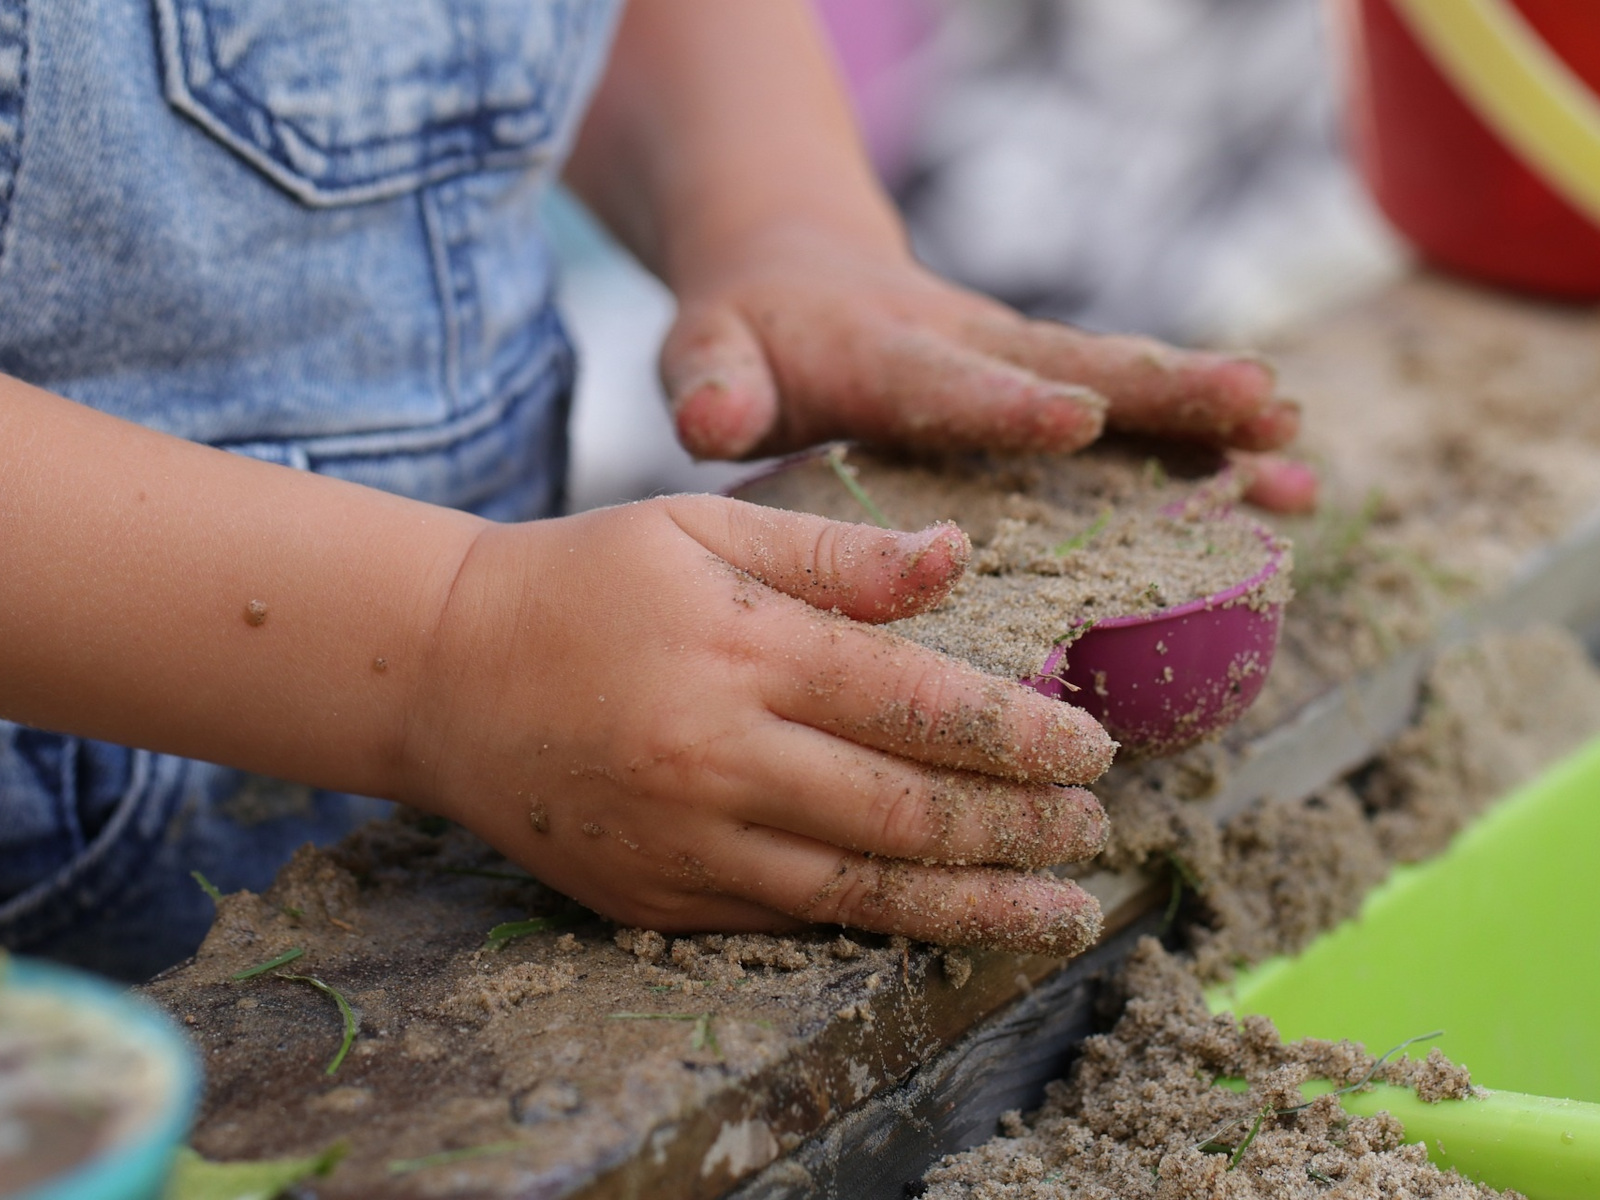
[57,735,86,857]
[419,188,464,414]
[0,750,184,949]
[187,1,561,158]
[155,0,589,204]
[433,180,484,415]
[223,313,569,464]
[0,0,29,275]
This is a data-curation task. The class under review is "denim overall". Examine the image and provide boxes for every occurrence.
[0,0,622,979]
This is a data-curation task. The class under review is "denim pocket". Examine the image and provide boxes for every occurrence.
[152,0,615,205]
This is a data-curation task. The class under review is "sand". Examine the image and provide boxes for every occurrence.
[138,814,923,1197]
[135,278,1600,1197]
[919,939,1503,1200]
[734,445,1288,680]
[141,623,1594,1197]
[1086,625,1600,980]
[1233,275,1600,738]
[907,624,1600,1196]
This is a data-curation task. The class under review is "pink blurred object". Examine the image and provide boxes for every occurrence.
[810,0,934,184]
[1023,515,1287,758]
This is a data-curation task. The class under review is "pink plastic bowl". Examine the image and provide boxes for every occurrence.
[1022,516,1287,757]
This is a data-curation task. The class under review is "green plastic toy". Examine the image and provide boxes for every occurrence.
[1209,733,1600,1199]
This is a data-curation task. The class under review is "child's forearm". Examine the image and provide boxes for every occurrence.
[564,0,905,289]
[0,375,481,801]
[0,377,1121,952]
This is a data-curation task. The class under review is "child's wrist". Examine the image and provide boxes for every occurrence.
[322,508,491,812]
[381,517,517,818]
[664,206,907,300]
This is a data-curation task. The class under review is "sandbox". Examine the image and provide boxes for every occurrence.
[116,275,1600,1199]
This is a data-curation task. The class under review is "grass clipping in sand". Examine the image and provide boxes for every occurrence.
[737,446,1288,680]
[920,939,1505,1199]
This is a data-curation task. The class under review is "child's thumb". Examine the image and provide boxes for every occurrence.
[666,495,971,622]
[660,306,780,460]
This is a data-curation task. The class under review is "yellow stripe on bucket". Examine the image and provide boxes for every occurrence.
[1390,0,1600,226]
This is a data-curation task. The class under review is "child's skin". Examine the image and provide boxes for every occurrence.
[0,0,1313,955]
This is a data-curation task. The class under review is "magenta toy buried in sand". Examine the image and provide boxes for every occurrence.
[1023,515,1287,756]
[730,445,1293,756]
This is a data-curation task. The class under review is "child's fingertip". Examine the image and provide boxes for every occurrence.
[1030,702,1117,784]
[980,874,1104,957]
[880,523,971,618]
[1038,384,1108,450]
[897,521,971,571]
[1242,458,1319,514]
[673,380,768,460]
[1207,351,1279,397]
[1227,398,1301,451]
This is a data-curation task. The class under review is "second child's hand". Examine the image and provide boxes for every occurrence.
[660,224,1317,514]
[567,0,1318,515]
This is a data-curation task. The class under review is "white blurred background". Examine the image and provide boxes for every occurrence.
[558,0,1409,513]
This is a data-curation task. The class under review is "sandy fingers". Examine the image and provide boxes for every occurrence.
[790,856,1104,958]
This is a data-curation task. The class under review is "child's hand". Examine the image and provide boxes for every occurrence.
[403,496,1114,955]
[569,0,1317,513]
[660,224,1315,512]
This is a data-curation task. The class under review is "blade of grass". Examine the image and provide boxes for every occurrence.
[164,1142,345,1200]
[691,1014,720,1055]
[1052,508,1111,556]
[1162,873,1184,932]
[191,870,224,904]
[387,1141,525,1176]
[277,974,359,1075]
[825,446,892,529]
[230,948,305,981]
[1228,1106,1271,1169]
[1278,1029,1445,1114]
[483,912,580,951]
[1196,1124,1240,1155]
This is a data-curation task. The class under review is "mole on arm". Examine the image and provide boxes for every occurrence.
[244,599,268,627]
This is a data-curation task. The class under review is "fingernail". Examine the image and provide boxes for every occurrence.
[1226,351,1278,388]
[1030,790,1111,867]
[1056,383,1109,416]
[1071,794,1111,856]
[1021,385,1106,453]
[896,522,971,567]
[1232,398,1303,452]
[1035,705,1117,784]
[1033,900,1103,958]
[989,875,1104,957]
[667,372,731,413]
[673,378,763,460]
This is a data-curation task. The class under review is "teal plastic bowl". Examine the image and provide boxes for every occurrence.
[3,957,199,1200]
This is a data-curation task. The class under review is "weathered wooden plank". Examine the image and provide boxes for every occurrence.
[727,914,1166,1200]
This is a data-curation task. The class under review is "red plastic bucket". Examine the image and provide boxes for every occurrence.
[1340,0,1600,297]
